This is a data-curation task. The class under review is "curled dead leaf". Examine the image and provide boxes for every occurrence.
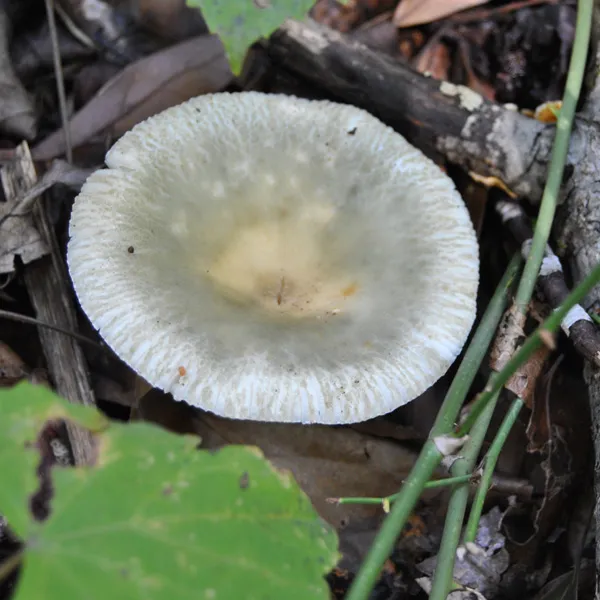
[469,172,517,199]
[393,0,491,28]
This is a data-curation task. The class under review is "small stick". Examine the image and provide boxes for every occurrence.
[0,309,104,351]
[44,0,72,163]
[496,198,600,368]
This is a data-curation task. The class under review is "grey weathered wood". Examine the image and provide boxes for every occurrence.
[1,143,96,466]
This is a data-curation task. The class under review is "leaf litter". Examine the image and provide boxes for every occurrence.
[0,0,594,598]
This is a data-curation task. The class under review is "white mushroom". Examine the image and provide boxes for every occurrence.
[67,91,479,424]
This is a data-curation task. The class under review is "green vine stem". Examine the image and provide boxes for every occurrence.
[345,255,521,600]
[513,0,592,312]
[429,391,500,600]
[332,475,473,506]
[463,396,525,542]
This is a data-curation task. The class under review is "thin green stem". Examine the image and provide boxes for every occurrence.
[464,397,524,542]
[513,0,592,312]
[345,255,521,600]
[424,475,472,489]
[429,391,499,600]
[458,258,600,437]
[334,475,473,506]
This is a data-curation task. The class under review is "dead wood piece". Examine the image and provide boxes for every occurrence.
[0,159,96,234]
[1,143,96,466]
[489,304,527,373]
[267,19,556,200]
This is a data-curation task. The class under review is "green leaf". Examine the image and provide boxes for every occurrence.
[187,0,314,75]
[0,383,107,537]
[0,383,338,600]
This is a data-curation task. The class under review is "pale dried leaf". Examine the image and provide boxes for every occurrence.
[433,433,469,456]
[416,578,488,599]
[32,35,233,161]
[0,158,95,274]
[393,0,490,28]
[418,507,508,598]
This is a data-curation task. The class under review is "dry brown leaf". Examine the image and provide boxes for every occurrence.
[505,345,551,408]
[413,39,451,79]
[32,35,233,161]
[393,0,491,28]
[502,363,591,567]
[525,354,561,451]
[0,342,27,386]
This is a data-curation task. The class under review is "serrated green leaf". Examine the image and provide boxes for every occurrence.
[187,0,314,75]
[2,383,338,600]
[0,383,107,537]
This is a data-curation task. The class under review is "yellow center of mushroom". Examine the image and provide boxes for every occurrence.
[205,203,359,319]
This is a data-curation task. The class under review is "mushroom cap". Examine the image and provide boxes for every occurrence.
[67,92,479,424]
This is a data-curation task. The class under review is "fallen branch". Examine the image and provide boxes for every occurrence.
[267,18,557,201]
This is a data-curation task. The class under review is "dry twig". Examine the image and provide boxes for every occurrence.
[496,198,600,367]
